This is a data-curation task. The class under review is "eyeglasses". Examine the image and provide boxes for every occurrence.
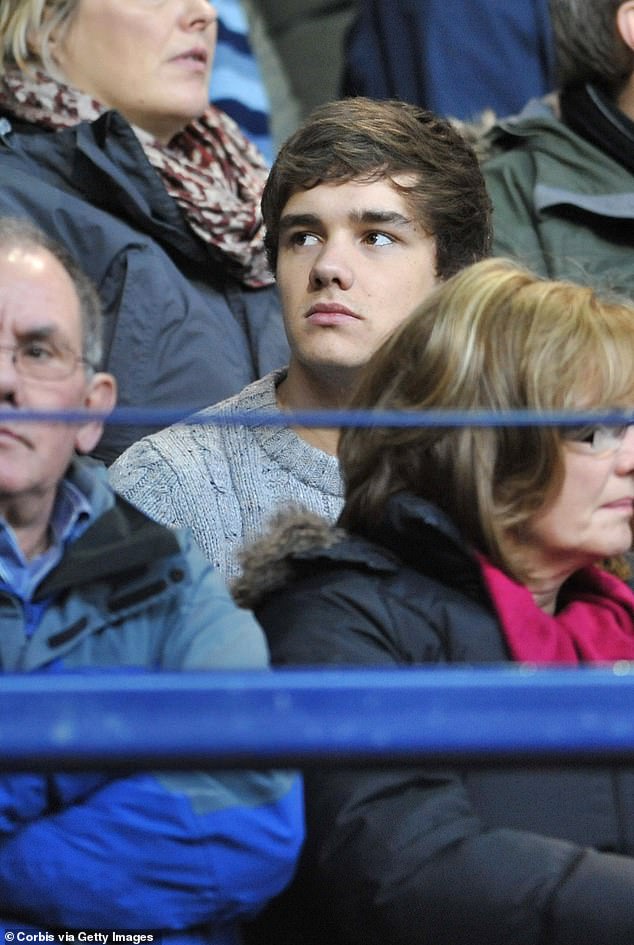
[0,341,90,382]
[563,424,633,455]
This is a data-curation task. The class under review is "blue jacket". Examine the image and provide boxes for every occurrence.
[0,459,303,945]
[0,111,289,464]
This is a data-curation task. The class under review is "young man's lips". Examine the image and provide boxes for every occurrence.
[305,304,361,325]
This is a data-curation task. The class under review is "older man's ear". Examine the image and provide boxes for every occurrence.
[75,372,117,455]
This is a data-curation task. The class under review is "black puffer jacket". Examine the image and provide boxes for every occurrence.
[0,110,288,463]
[237,493,634,945]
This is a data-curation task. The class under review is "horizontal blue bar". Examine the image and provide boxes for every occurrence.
[1,667,634,769]
[0,407,633,429]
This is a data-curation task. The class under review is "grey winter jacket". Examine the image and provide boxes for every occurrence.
[0,110,289,463]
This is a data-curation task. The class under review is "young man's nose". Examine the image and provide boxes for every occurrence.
[308,242,355,290]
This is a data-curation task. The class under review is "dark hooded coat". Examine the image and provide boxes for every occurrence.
[238,492,634,945]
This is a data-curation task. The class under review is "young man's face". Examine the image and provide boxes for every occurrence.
[276,177,438,384]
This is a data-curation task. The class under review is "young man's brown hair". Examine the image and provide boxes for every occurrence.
[262,96,492,279]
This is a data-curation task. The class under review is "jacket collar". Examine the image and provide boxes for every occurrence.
[34,458,179,601]
[1,109,213,269]
[560,82,634,174]
[233,493,482,611]
[74,112,211,266]
[485,93,634,219]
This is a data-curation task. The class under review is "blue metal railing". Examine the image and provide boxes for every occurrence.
[1,406,633,771]
[2,406,634,430]
[2,666,634,770]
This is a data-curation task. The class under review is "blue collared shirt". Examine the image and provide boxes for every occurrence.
[0,478,93,604]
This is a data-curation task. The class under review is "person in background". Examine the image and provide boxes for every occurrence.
[210,0,273,163]
[235,258,634,945]
[0,0,288,463]
[342,0,555,122]
[483,0,634,301]
[110,97,491,578]
[0,216,302,945]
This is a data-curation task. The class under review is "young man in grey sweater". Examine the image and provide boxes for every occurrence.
[109,98,491,578]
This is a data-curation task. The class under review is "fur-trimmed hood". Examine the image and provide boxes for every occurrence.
[231,494,477,613]
[232,507,348,611]
[469,91,560,162]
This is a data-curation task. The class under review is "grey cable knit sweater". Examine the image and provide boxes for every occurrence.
[108,370,344,578]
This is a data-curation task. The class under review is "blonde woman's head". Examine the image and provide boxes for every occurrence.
[339,258,634,579]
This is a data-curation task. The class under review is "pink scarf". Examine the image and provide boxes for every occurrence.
[476,553,634,664]
[0,68,273,288]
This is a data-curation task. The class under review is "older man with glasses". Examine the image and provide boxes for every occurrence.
[0,216,302,945]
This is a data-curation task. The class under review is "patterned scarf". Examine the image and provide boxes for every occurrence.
[0,68,273,287]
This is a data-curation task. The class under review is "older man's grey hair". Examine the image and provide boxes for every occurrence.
[0,216,103,369]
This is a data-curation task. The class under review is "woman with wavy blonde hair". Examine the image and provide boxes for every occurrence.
[236,257,634,945]
[340,256,634,588]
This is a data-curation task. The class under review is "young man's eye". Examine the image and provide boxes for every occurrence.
[289,232,319,247]
[365,232,394,246]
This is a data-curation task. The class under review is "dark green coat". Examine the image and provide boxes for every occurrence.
[483,98,634,302]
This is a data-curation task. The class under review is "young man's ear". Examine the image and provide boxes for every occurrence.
[617,1,634,51]
[74,372,117,455]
